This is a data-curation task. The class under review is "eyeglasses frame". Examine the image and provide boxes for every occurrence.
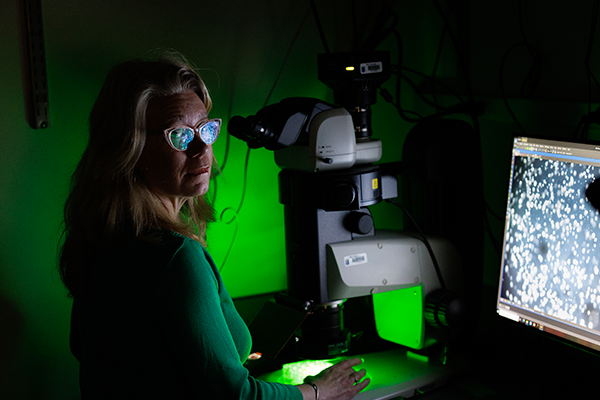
[162,118,222,151]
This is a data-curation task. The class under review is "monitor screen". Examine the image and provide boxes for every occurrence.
[497,136,600,352]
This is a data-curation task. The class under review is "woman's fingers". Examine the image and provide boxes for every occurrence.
[302,358,371,399]
[333,358,364,371]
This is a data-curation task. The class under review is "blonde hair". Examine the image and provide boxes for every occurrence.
[59,53,214,297]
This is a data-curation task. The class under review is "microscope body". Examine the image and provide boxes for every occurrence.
[270,107,463,358]
[229,96,465,360]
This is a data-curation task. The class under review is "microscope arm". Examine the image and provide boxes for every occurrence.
[326,230,461,301]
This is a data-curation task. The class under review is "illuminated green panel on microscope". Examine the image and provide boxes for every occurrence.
[372,285,424,350]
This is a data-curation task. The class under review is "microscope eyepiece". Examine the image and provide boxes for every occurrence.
[227,97,334,151]
[227,115,270,149]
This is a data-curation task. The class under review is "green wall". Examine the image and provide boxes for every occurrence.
[1,0,599,398]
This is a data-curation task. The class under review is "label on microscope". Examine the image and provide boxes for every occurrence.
[344,253,368,267]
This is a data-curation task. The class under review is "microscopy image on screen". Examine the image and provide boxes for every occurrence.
[501,155,600,331]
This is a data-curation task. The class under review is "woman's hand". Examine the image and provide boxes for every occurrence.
[302,358,370,400]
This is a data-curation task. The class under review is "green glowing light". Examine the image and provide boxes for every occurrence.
[281,359,336,384]
[372,285,424,349]
[406,350,429,363]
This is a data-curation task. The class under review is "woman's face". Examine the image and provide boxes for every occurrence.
[138,90,214,211]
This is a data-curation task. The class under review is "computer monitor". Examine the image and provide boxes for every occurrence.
[497,136,600,353]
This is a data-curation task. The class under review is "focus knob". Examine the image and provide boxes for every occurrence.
[326,182,356,209]
[344,212,374,234]
[425,289,466,329]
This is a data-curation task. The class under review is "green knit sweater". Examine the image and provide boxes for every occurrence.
[70,230,301,399]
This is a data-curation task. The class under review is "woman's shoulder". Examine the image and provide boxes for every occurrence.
[106,230,205,274]
[147,230,220,290]
[143,229,217,269]
[140,229,202,250]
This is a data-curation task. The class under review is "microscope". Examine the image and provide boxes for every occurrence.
[229,52,471,398]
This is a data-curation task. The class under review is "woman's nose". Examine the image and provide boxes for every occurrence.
[186,134,210,158]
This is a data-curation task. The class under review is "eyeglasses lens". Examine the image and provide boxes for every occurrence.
[200,121,220,145]
[170,128,194,151]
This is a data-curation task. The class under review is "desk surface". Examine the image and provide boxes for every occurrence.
[236,288,600,399]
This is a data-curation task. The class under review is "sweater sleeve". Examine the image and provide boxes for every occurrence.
[154,238,302,400]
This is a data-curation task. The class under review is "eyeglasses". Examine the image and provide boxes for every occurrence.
[163,118,221,151]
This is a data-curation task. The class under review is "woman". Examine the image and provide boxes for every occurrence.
[59,53,370,399]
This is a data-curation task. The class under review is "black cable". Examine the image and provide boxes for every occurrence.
[352,0,358,52]
[430,18,448,107]
[310,0,330,54]
[485,199,504,222]
[432,1,498,275]
[569,0,600,140]
[209,93,235,205]
[385,28,425,123]
[386,199,447,290]
[484,201,503,259]
[359,1,397,52]
[581,0,600,140]
[263,9,310,109]
[384,64,473,122]
[219,6,310,273]
[217,215,239,273]
[383,2,481,125]
[379,2,484,128]
[210,38,240,205]
[399,72,454,113]
[218,146,250,273]
[498,1,545,135]
[219,79,236,173]
[403,66,468,107]
[516,0,542,99]
[392,29,408,120]
[499,43,528,135]
[236,147,251,216]
[572,118,586,139]
[432,0,481,138]
[585,0,600,115]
